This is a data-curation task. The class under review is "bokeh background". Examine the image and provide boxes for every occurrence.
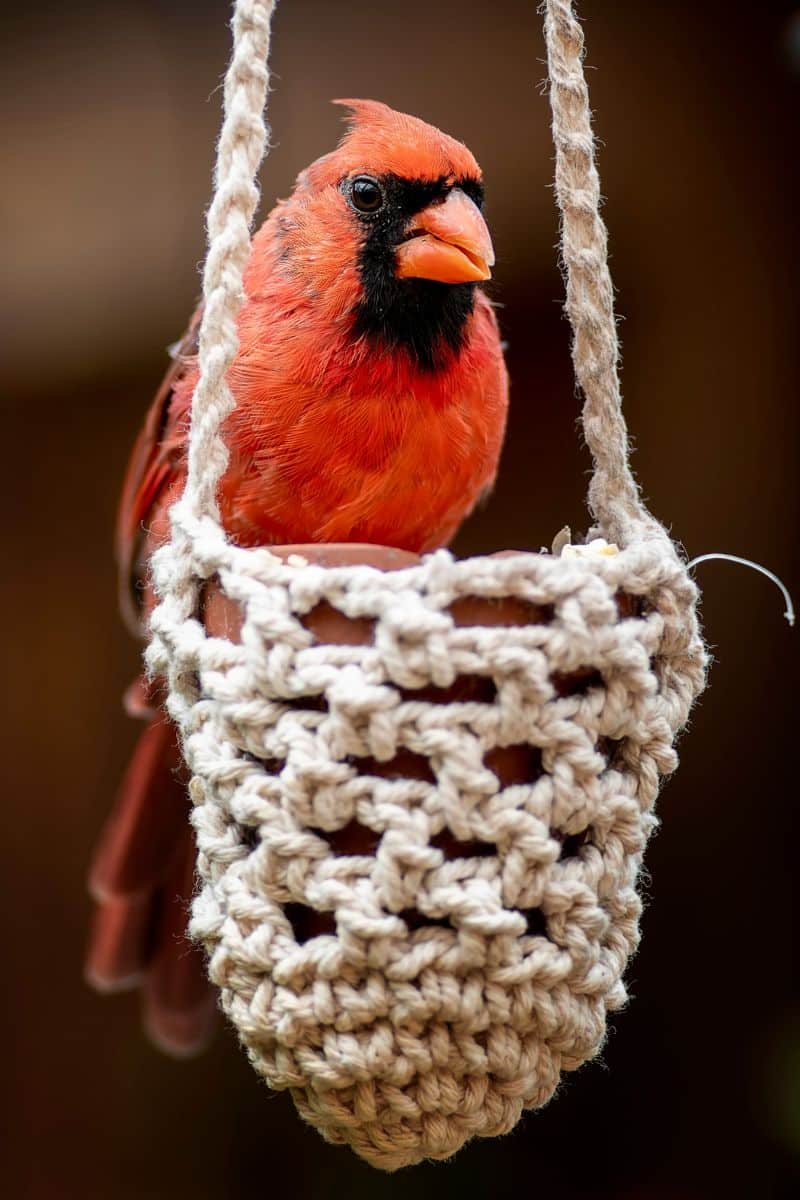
[2,1,798,1196]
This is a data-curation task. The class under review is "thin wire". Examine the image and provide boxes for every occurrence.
[687,553,795,627]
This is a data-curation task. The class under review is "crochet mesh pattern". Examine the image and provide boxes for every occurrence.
[145,0,707,1170]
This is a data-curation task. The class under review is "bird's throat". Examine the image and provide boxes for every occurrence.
[352,273,476,372]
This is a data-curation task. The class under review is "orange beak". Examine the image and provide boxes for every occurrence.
[394,188,495,284]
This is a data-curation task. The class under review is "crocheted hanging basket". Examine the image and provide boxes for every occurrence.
[147,0,706,1171]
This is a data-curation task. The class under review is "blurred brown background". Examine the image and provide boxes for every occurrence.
[2,1,798,1196]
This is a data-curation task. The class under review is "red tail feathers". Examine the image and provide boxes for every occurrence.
[85,683,216,1056]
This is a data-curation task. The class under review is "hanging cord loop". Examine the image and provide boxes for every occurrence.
[543,0,653,546]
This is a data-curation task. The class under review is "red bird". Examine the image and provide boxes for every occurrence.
[86,99,509,1055]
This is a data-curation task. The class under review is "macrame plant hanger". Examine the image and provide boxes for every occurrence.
[147,0,707,1171]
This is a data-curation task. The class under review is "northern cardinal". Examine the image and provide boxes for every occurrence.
[86,100,509,1055]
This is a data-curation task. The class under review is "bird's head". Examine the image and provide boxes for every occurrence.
[271,99,495,370]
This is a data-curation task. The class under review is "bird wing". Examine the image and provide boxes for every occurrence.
[115,307,201,634]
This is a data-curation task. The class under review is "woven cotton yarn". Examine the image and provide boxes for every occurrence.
[146,0,707,1171]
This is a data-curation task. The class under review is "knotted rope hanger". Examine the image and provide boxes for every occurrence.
[182,0,273,528]
[546,1,657,545]
[150,0,277,718]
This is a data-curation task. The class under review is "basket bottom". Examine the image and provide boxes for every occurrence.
[276,1050,564,1169]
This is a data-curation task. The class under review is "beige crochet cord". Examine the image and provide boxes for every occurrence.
[147,0,707,1171]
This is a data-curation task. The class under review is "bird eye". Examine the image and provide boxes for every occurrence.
[349,176,384,215]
